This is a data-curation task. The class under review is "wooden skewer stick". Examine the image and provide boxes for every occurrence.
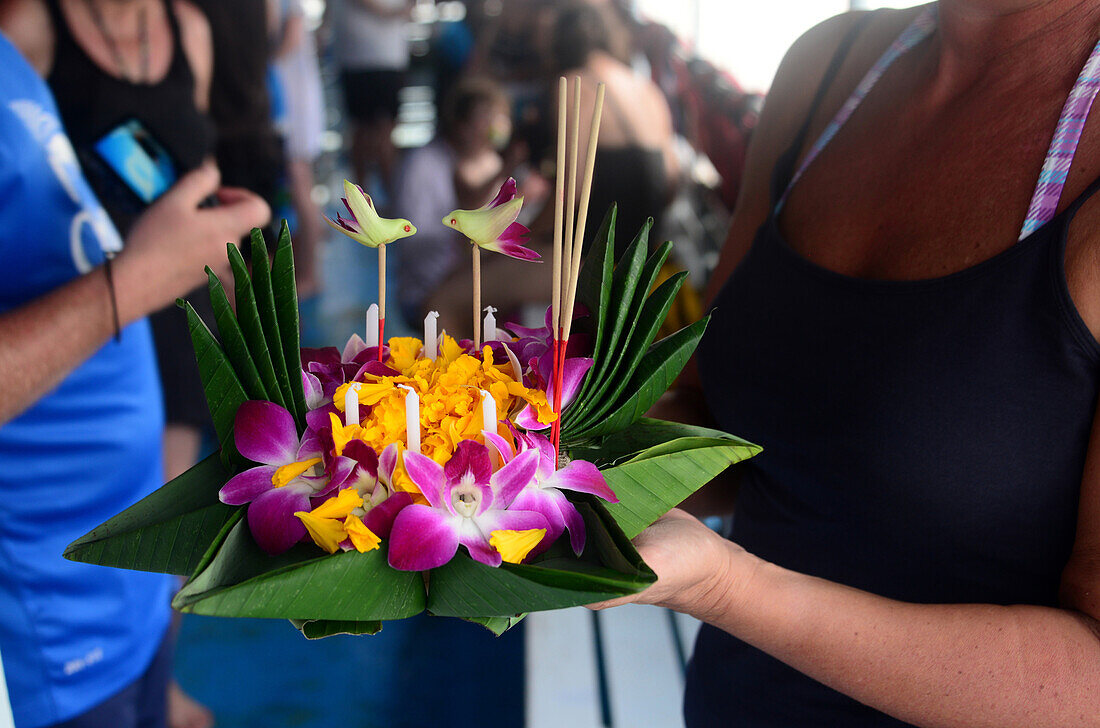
[472,245,482,350]
[561,82,606,343]
[378,244,387,361]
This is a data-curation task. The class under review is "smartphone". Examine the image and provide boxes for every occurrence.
[92,119,177,205]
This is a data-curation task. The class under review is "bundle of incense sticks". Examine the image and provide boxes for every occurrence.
[550,76,606,459]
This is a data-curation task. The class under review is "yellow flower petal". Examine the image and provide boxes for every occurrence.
[344,515,381,553]
[296,510,348,554]
[311,488,364,519]
[328,412,358,457]
[490,529,547,564]
[271,457,323,488]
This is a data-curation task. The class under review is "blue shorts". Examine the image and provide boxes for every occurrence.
[46,635,171,728]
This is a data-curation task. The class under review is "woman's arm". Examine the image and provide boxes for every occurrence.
[0,165,269,424]
[595,9,1100,726]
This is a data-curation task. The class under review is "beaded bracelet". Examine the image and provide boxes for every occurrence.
[103,253,121,342]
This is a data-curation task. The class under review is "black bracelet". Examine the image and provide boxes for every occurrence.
[103,253,121,342]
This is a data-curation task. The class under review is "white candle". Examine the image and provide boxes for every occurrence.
[424,311,439,359]
[344,383,361,427]
[365,304,379,347]
[399,385,420,454]
[482,306,497,343]
[480,389,498,467]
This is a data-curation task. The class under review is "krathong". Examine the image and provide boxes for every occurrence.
[65,79,762,639]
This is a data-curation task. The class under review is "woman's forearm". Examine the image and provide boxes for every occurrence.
[702,544,1100,727]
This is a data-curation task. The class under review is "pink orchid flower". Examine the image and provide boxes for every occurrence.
[387,440,548,570]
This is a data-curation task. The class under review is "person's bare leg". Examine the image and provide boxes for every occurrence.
[288,158,322,298]
[161,425,211,728]
[168,681,213,728]
[162,424,201,481]
[349,122,373,184]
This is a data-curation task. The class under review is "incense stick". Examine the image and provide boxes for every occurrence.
[562,76,581,328]
[552,76,567,338]
[561,82,605,342]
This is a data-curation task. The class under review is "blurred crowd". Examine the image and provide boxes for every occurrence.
[0,1,761,727]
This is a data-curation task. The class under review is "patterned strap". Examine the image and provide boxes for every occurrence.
[776,6,937,212]
[1018,38,1100,240]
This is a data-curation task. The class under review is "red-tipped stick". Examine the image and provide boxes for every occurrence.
[378,244,387,361]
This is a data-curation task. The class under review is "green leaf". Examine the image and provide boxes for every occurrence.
[572,205,617,381]
[567,218,648,423]
[173,520,426,621]
[600,436,761,539]
[570,315,710,440]
[462,614,528,636]
[566,268,684,437]
[290,619,384,639]
[272,221,308,428]
[249,229,295,414]
[63,453,239,576]
[181,298,249,469]
[571,417,756,468]
[426,499,655,618]
[566,238,673,434]
[227,243,285,410]
[206,268,268,402]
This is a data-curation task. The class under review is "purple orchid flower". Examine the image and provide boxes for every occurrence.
[484,429,616,556]
[504,305,593,430]
[219,401,341,555]
[387,440,548,570]
[442,178,540,261]
[300,336,390,400]
[337,440,413,541]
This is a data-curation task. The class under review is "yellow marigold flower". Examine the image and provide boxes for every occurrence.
[387,337,424,374]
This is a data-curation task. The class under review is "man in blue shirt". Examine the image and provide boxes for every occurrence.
[0,31,268,728]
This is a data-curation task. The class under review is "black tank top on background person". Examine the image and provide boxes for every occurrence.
[689,17,1100,727]
[44,0,214,235]
[44,0,217,429]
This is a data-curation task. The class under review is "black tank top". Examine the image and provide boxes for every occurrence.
[45,0,214,234]
[687,18,1100,727]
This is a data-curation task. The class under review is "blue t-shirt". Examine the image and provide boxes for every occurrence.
[0,33,171,728]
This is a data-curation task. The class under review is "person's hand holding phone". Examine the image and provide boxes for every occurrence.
[112,163,270,325]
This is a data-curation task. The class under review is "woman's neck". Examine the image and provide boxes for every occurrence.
[930,0,1100,93]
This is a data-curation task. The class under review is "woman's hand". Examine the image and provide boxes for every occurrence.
[589,509,757,621]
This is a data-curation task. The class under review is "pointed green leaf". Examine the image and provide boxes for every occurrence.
[272,221,308,428]
[290,619,384,639]
[462,614,528,636]
[572,205,617,370]
[63,452,238,576]
[600,436,761,538]
[227,243,285,410]
[249,229,295,413]
[181,298,249,469]
[173,520,426,620]
[206,268,268,402]
[426,499,655,617]
[570,417,755,468]
[566,236,672,433]
[570,316,710,441]
[566,267,684,437]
